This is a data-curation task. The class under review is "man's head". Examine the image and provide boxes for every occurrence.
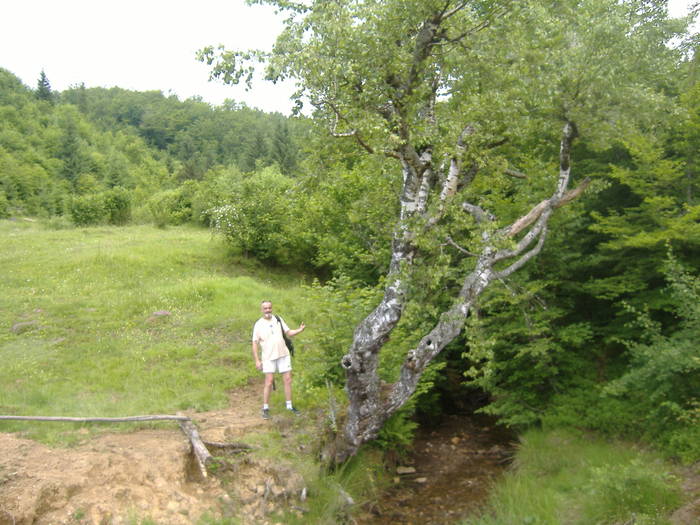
[261,300,273,319]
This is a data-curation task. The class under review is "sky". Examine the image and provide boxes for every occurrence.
[1,0,297,114]
[1,0,696,116]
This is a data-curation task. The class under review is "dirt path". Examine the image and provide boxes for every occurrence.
[0,380,279,525]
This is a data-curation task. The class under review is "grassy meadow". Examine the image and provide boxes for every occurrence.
[0,220,312,442]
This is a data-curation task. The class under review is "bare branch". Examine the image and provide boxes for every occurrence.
[494,214,548,262]
[327,103,377,155]
[505,168,527,179]
[492,222,549,280]
[503,177,590,238]
[445,19,492,43]
[441,1,470,19]
[503,199,550,238]
[462,202,495,223]
[442,3,510,42]
[555,177,591,207]
[445,235,477,256]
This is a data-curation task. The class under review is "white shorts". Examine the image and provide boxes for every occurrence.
[262,354,292,374]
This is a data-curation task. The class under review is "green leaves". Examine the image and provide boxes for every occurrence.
[208,165,311,264]
[196,45,267,89]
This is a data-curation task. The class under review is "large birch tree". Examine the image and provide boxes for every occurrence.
[201,0,686,461]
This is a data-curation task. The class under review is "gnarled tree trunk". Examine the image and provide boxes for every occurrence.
[336,121,586,462]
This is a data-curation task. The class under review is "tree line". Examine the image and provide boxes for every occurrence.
[0,67,306,226]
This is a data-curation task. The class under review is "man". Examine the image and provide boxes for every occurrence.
[252,300,305,419]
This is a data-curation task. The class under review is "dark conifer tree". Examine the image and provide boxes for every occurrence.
[271,121,297,175]
[36,69,54,103]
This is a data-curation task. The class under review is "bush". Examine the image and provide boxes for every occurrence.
[601,254,700,462]
[147,188,192,228]
[102,186,131,225]
[0,190,9,218]
[295,276,383,395]
[69,193,107,226]
[660,422,700,465]
[209,166,301,262]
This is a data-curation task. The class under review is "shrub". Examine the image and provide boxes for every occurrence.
[102,186,131,225]
[69,193,107,226]
[660,422,700,465]
[601,253,700,461]
[147,188,191,228]
[374,407,419,452]
[208,166,299,262]
[0,190,9,218]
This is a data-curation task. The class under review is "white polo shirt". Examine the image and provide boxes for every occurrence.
[252,315,290,361]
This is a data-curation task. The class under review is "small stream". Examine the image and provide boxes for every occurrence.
[359,414,515,524]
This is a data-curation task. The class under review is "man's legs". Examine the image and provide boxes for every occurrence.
[263,372,275,406]
[282,370,292,403]
[282,371,299,414]
[261,357,298,417]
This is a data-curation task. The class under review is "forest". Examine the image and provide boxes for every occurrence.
[2,0,699,472]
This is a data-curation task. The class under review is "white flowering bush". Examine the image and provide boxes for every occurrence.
[208,166,307,263]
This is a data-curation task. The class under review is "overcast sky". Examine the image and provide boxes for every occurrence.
[1,0,296,114]
[0,0,695,116]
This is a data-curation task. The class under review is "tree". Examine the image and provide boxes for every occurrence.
[271,120,298,174]
[202,0,688,461]
[36,69,53,103]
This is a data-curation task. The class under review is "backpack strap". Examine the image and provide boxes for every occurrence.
[274,315,294,357]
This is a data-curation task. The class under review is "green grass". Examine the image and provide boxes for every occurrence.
[0,220,312,443]
[465,428,683,525]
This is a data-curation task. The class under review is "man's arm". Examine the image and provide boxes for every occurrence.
[286,322,306,337]
[252,340,262,370]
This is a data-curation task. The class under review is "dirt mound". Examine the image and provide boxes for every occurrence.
[0,380,304,525]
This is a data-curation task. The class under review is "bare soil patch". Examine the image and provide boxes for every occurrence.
[0,379,303,525]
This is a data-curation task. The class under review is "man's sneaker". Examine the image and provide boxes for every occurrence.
[262,408,271,420]
[287,407,301,416]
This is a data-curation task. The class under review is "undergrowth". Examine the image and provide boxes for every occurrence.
[466,428,683,525]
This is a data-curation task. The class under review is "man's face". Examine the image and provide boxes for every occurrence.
[261,301,273,319]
